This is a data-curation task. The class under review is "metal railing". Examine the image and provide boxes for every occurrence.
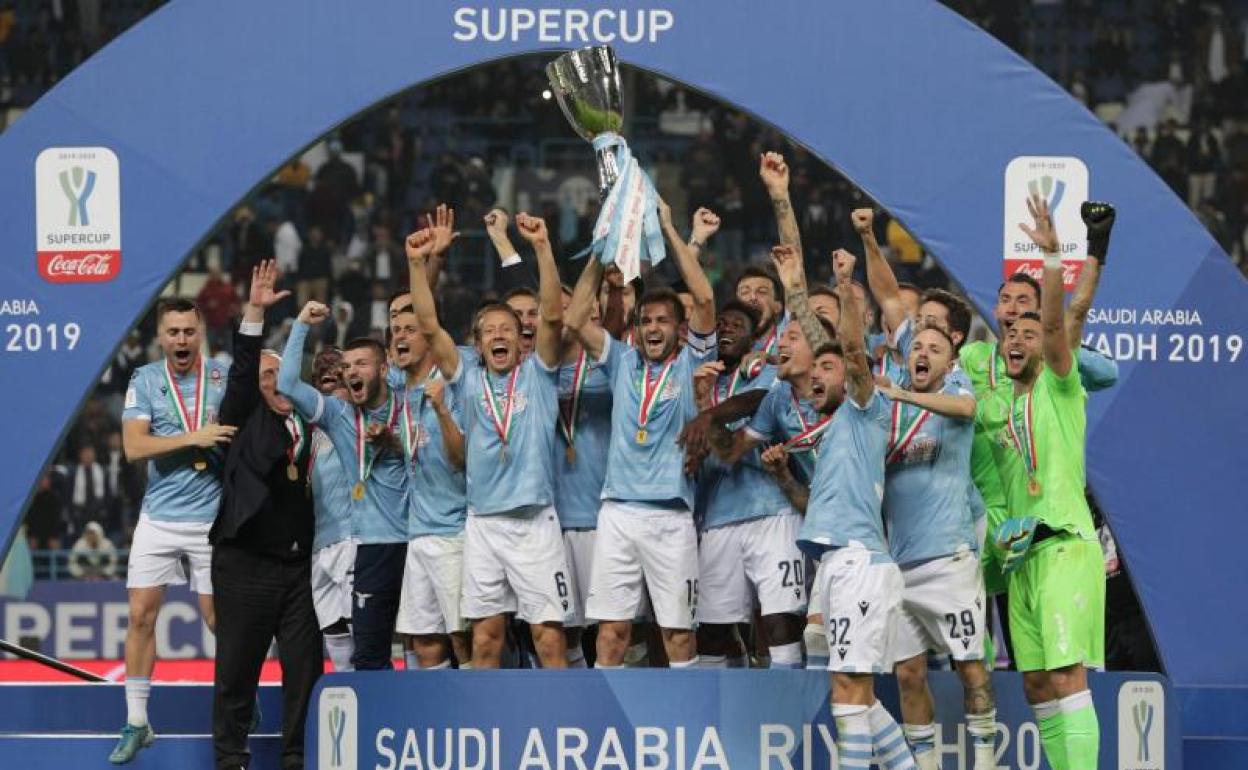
[29,549,130,582]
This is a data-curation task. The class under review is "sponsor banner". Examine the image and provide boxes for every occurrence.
[307,670,1178,770]
[0,581,213,661]
[1003,156,1088,290]
[34,146,122,283]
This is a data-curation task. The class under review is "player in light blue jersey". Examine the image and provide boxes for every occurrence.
[554,286,614,668]
[111,298,234,763]
[688,298,808,670]
[388,306,472,671]
[305,347,357,673]
[406,215,571,669]
[566,202,719,669]
[278,304,409,670]
[771,246,917,770]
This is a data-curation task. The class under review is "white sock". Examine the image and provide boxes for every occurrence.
[769,642,803,669]
[623,641,648,667]
[967,709,997,770]
[324,632,354,672]
[867,701,917,770]
[699,654,727,669]
[566,647,587,669]
[803,623,829,669]
[902,723,937,770]
[424,659,451,670]
[594,662,625,669]
[669,656,700,669]
[403,650,420,670]
[125,677,151,727]
[726,654,749,668]
[831,704,872,769]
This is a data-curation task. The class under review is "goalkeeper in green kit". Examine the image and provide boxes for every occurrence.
[976,194,1116,770]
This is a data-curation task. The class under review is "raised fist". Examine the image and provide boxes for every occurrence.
[832,248,857,284]
[515,213,549,245]
[770,244,805,290]
[299,301,330,325]
[759,152,789,193]
[484,208,510,237]
[850,208,874,235]
[425,377,446,411]
[691,208,721,243]
[1080,201,1115,264]
[404,228,435,265]
[760,444,792,481]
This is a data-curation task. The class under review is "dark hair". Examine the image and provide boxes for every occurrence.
[387,290,412,310]
[717,298,762,336]
[1016,311,1042,324]
[919,288,972,348]
[343,337,387,362]
[313,347,343,373]
[472,302,523,340]
[736,265,786,306]
[502,287,538,305]
[998,273,1041,303]
[812,340,845,359]
[809,284,841,309]
[156,297,200,322]
[635,287,686,326]
[897,281,922,297]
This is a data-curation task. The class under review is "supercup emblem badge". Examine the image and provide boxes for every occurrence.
[36,147,123,283]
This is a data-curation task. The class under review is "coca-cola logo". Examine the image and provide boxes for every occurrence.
[37,249,122,283]
[1006,258,1082,291]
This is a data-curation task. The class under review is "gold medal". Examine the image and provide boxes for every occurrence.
[352,481,366,501]
[565,445,576,465]
[1027,477,1041,497]
[636,428,647,444]
[193,459,207,472]
[287,463,299,482]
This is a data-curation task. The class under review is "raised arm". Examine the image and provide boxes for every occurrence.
[600,267,628,340]
[852,208,907,337]
[833,250,875,406]
[1065,202,1116,350]
[879,384,975,420]
[567,256,608,360]
[424,203,461,289]
[220,260,289,427]
[771,244,832,352]
[658,201,716,335]
[277,302,334,422]
[1019,194,1072,377]
[425,378,465,470]
[485,207,538,292]
[405,227,461,378]
[760,152,803,255]
[515,213,563,368]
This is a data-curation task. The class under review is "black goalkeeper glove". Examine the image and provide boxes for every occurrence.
[1081,201,1115,265]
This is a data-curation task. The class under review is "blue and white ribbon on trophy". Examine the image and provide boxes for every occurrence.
[579,132,666,282]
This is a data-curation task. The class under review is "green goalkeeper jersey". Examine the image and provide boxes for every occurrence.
[975,362,1095,539]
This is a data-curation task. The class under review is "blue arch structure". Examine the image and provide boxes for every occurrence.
[0,0,1244,690]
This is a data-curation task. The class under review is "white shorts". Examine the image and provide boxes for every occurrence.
[562,529,597,628]
[396,533,468,636]
[126,515,213,594]
[586,500,698,630]
[697,513,807,623]
[891,549,987,663]
[461,507,572,625]
[311,539,357,629]
[814,543,904,674]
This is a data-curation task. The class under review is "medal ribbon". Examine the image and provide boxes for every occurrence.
[481,367,520,449]
[1005,392,1038,478]
[710,368,743,407]
[637,356,676,433]
[886,400,931,464]
[402,369,441,462]
[162,356,206,433]
[758,324,779,357]
[355,390,398,484]
[559,350,589,448]
[285,414,305,466]
[784,392,832,453]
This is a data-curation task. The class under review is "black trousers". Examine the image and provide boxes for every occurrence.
[350,542,406,670]
[212,544,324,770]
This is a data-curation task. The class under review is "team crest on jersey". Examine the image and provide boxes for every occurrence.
[897,436,939,465]
[480,391,527,414]
[209,367,223,385]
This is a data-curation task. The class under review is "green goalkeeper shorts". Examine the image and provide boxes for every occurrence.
[1007,534,1105,672]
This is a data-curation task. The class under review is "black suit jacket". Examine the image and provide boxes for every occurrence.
[209,328,312,547]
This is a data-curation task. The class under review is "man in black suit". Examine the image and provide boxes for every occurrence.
[210,261,323,770]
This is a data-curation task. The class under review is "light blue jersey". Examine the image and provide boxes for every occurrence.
[882,378,978,566]
[451,354,560,516]
[554,350,613,529]
[745,379,826,483]
[122,357,229,523]
[700,365,791,530]
[752,311,789,356]
[279,321,408,544]
[310,427,352,551]
[798,391,894,557]
[401,370,468,536]
[599,331,717,511]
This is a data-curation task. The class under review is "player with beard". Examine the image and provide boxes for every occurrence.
[406,214,570,669]
[971,197,1110,770]
[279,305,409,670]
[775,246,918,770]
[306,347,358,673]
[565,198,717,669]
[111,298,234,764]
[690,299,809,670]
[552,286,614,668]
[388,307,471,671]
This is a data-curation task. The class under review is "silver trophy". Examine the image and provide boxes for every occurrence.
[546,45,625,199]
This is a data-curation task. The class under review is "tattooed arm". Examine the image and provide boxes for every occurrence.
[760,152,803,255]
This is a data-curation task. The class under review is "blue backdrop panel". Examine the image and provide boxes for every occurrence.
[305,670,1180,770]
[0,0,1244,688]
